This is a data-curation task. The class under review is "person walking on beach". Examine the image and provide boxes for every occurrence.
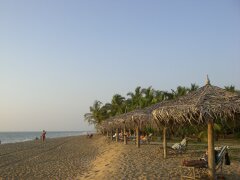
[41,130,46,142]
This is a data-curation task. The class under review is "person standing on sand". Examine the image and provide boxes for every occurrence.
[41,130,46,142]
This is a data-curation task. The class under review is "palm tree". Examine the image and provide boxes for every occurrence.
[224,85,235,92]
[152,90,165,103]
[189,83,199,92]
[162,91,174,100]
[124,98,132,113]
[84,100,104,125]
[111,94,126,115]
[127,86,143,110]
[171,86,188,98]
[101,102,113,118]
[141,86,154,107]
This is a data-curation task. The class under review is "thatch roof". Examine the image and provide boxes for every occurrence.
[100,107,155,130]
[100,117,117,131]
[101,82,240,130]
[152,84,240,126]
[111,104,163,129]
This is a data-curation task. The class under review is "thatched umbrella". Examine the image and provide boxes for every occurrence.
[106,113,135,143]
[100,117,114,138]
[100,106,158,145]
[126,109,149,147]
[112,114,128,144]
[152,79,240,179]
[119,105,160,147]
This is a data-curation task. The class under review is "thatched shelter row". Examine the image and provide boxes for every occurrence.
[99,79,240,179]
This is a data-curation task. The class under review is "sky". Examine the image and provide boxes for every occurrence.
[0,0,239,131]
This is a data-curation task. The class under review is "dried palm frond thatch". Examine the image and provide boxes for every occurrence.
[152,84,240,126]
[152,81,240,179]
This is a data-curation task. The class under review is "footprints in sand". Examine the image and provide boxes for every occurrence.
[78,139,240,180]
[79,140,124,180]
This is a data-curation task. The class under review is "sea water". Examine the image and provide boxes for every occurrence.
[0,131,95,144]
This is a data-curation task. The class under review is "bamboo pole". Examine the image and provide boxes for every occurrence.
[163,127,167,159]
[116,128,119,142]
[208,121,215,179]
[136,126,140,148]
[124,125,127,145]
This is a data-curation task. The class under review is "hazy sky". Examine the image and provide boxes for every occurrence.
[0,0,239,131]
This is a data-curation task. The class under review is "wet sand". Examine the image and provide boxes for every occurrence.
[0,135,239,179]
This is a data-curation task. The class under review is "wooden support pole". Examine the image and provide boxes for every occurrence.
[208,121,215,179]
[163,127,167,159]
[116,128,119,142]
[124,125,127,145]
[111,129,113,141]
[136,126,140,148]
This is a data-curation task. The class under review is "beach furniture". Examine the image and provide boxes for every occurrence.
[161,138,188,155]
[148,133,153,142]
[140,133,153,144]
[180,146,229,179]
[127,135,136,144]
[128,133,153,145]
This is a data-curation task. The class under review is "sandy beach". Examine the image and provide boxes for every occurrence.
[0,135,239,179]
[79,137,240,180]
[0,135,102,179]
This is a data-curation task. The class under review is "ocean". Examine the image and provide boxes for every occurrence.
[0,131,95,144]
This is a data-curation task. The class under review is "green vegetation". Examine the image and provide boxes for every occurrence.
[84,84,240,139]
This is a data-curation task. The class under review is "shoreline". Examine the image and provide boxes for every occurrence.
[0,131,96,145]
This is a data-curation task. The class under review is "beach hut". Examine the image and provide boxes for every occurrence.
[152,78,240,179]
[100,114,129,143]
[112,114,128,144]
[100,117,116,140]
[119,106,158,147]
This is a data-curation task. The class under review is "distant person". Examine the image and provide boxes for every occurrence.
[87,133,93,138]
[86,132,89,138]
[201,148,219,163]
[89,133,93,138]
[182,148,219,167]
[41,130,46,142]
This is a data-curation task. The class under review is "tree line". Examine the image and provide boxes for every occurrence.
[84,84,239,129]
